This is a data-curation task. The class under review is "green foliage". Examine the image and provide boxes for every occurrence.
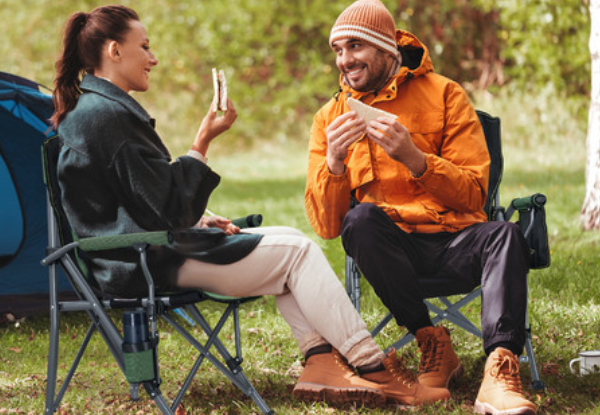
[497,0,591,97]
[0,0,345,145]
[395,0,591,98]
[394,0,503,89]
[127,0,360,145]
[0,0,591,148]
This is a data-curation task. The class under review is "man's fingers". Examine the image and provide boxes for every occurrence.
[367,127,386,145]
[367,125,392,142]
[334,126,365,150]
[329,111,358,130]
[327,112,365,139]
[370,118,398,133]
[329,118,365,145]
[327,111,362,132]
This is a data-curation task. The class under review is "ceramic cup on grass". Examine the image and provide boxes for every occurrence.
[569,350,600,376]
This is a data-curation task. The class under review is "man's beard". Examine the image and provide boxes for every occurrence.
[344,53,400,93]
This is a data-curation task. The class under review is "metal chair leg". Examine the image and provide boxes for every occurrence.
[45,264,60,415]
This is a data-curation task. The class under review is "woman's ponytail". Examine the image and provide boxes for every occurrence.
[51,6,139,128]
[51,12,88,128]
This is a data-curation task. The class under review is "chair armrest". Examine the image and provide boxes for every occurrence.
[510,193,547,211]
[42,231,173,265]
[231,214,263,229]
[504,193,550,269]
[78,231,172,252]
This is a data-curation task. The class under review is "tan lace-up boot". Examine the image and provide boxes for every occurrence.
[292,349,386,406]
[361,348,451,407]
[416,326,463,388]
[475,347,537,415]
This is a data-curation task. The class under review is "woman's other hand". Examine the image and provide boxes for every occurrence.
[198,215,240,235]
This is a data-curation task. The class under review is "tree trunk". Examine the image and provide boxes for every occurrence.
[582,0,600,230]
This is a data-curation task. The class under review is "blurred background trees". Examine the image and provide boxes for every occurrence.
[0,0,590,145]
[397,0,590,97]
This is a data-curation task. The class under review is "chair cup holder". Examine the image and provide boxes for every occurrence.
[122,310,157,384]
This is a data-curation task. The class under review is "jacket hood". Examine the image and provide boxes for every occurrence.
[338,29,434,96]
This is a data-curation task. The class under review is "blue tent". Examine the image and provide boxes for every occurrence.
[0,72,71,316]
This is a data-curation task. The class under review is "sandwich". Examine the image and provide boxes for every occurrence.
[347,97,397,124]
[212,68,228,112]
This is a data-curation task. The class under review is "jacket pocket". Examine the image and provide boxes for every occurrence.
[400,112,444,154]
[401,112,444,133]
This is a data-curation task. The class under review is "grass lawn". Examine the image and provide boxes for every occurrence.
[1,91,600,414]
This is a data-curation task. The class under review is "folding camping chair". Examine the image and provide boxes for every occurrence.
[41,136,274,414]
[345,110,549,391]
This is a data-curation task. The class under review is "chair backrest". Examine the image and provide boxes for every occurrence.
[415,111,503,297]
[476,110,503,220]
[42,136,73,246]
[42,135,95,287]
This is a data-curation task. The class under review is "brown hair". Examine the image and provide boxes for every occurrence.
[51,5,139,128]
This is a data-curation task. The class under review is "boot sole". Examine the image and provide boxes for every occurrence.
[474,400,537,415]
[293,381,386,406]
[388,388,452,407]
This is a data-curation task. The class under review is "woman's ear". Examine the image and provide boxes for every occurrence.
[107,40,121,62]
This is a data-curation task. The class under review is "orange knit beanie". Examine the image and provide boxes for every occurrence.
[329,0,398,56]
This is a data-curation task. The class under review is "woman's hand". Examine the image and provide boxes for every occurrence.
[198,215,240,235]
[192,97,238,156]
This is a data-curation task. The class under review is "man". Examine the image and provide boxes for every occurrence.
[305,1,537,414]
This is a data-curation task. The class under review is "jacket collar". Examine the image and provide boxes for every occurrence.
[80,74,154,127]
[338,29,434,102]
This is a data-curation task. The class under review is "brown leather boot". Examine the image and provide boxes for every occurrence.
[292,348,386,406]
[474,347,537,415]
[361,348,451,407]
[416,326,463,388]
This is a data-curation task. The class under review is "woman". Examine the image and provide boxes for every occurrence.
[52,5,449,408]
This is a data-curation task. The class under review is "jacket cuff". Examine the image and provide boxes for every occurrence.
[412,154,434,182]
[328,164,348,179]
[187,149,208,164]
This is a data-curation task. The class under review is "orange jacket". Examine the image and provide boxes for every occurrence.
[305,30,490,240]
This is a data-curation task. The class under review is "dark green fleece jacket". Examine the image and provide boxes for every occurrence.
[57,75,260,296]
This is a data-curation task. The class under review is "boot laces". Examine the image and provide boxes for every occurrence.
[332,349,355,374]
[489,354,523,394]
[419,336,444,374]
[386,353,417,388]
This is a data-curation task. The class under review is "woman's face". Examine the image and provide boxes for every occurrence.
[111,20,158,93]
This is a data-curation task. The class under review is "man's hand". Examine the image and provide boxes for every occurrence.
[198,215,240,235]
[367,117,427,176]
[326,111,366,175]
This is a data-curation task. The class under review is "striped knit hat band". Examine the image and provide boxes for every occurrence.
[330,0,398,56]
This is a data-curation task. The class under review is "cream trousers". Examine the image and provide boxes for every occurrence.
[176,226,383,367]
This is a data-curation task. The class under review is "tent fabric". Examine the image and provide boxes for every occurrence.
[0,154,22,257]
[0,72,72,316]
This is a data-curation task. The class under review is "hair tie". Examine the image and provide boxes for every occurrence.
[78,13,89,28]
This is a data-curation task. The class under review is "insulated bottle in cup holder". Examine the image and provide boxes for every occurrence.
[122,310,156,384]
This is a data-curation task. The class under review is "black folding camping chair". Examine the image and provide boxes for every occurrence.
[344,110,550,391]
[41,135,274,414]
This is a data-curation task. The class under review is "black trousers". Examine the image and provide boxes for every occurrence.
[340,203,530,354]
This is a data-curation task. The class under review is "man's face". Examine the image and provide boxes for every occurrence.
[332,38,395,92]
